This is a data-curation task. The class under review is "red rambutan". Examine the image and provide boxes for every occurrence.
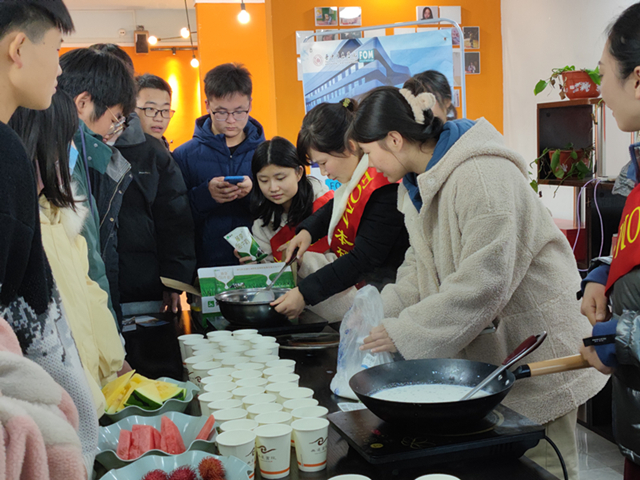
[199,456,226,480]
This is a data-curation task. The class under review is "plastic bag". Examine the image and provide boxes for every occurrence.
[330,286,394,400]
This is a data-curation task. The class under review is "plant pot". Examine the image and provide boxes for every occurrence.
[549,149,591,178]
[562,71,600,99]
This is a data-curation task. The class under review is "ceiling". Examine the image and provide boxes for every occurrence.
[64,0,195,9]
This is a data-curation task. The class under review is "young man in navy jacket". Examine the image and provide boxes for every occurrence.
[174,63,265,267]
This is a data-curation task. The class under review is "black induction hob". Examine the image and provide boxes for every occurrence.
[204,308,329,336]
[328,404,545,467]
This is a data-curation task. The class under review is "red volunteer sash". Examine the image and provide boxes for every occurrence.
[270,190,334,262]
[330,167,391,257]
[606,183,640,294]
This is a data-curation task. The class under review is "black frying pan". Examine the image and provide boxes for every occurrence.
[349,353,590,428]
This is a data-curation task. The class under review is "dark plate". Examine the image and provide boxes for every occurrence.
[276,332,340,350]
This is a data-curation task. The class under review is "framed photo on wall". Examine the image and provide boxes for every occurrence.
[451,27,461,46]
[416,6,438,21]
[315,7,338,26]
[339,7,362,26]
[463,26,480,49]
[316,29,340,41]
[465,52,481,75]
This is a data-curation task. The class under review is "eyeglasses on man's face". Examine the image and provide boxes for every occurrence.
[136,106,176,119]
[105,106,127,138]
[211,110,249,122]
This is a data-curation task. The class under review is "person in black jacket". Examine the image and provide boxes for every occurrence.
[273,99,409,318]
[114,79,196,314]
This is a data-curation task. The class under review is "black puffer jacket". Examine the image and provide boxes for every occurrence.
[115,115,196,303]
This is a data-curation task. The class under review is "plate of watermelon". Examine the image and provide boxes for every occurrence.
[100,451,251,480]
[97,412,217,470]
[102,372,199,424]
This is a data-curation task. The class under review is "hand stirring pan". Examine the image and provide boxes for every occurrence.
[460,331,548,400]
[252,248,299,303]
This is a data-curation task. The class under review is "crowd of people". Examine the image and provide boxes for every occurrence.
[0,0,639,479]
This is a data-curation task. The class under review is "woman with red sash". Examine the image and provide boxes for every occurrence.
[248,136,355,322]
[579,4,640,478]
[272,99,409,318]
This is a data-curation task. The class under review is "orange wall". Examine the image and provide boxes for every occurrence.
[60,46,201,148]
[267,0,503,144]
[194,3,277,139]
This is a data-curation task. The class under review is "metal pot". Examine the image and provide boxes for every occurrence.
[214,288,291,326]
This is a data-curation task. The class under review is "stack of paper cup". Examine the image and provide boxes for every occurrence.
[283,398,318,413]
[292,417,330,472]
[177,334,204,362]
[198,391,232,416]
[254,423,292,479]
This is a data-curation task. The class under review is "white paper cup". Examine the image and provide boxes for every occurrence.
[292,417,329,472]
[206,367,236,378]
[185,354,215,380]
[291,406,329,421]
[191,361,222,387]
[199,391,233,415]
[251,355,279,364]
[212,351,243,361]
[235,377,269,389]
[283,398,319,413]
[219,418,259,433]
[201,375,234,388]
[204,381,236,394]
[218,339,248,348]
[191,342,219,352]
[221,356,251,367]
[413,476,461,480]
[266,382,299,399]
[328,476,371,480]
[245,348,276,358]
[233,328,259,336]
[233,386,266,400]
[217,430,257,479]
[235,333,262,343]
[254,423,292,479]
[235,362,266,372]
[183,338,211,358]
[232,369,263,382]
[255,411,292,426]
[278,387,314,404]
[209,398,243,412]
[247,402,284,419]
[243,393,278,408]
[263,366,293,378]
[250,335,276,345]
[268,373,300,386]
[214,408,248,426]
[265,359,295,372]
[222,344,252,354]
[178,334,204,361]
[206,330,233,342]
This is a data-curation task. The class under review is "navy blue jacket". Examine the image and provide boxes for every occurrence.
[173,115,265,267]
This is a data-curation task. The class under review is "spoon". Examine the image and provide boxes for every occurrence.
[252,248,299,303]
[460,331,547,401]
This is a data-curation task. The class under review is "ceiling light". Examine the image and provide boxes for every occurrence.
[190,56,199,68]
[180,27,190,39]
[238,2,250,24]
[148,35,158,45]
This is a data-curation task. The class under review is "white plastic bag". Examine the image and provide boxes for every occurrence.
[330,286,394,400]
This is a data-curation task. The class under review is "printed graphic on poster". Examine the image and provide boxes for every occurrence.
[339,7,362,26]
[316,29,340,41]
[416,6,438,21]
[465,51,480,74]
[315,7,338,26]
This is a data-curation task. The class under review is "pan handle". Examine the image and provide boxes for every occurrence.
[513,354,591,379]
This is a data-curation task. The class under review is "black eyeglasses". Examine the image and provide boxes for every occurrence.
[136,106,176,119]
[212,110,249,122]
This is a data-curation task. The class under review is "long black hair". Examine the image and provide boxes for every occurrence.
[297,98,358,164]
[9,89,79,209]
[607,3,640,79]
[349,86,444,147]
[250,136,315,229]
[405,70,457,119]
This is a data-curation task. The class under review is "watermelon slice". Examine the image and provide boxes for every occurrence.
[160,416,186,454]
[132,425,156,458]
[117,429,132,460]
[195,415,215,441]
[152,427,162,451]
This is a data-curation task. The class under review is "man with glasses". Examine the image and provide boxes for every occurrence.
[174,63,266,268]
[58,47,137,326]
[113,73,195,321]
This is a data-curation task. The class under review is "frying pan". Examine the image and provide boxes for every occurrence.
[349,353,590,428]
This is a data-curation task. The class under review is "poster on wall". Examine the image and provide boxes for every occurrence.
[315,7,338,26]
[339,7,362,26]
[465,52,480,74]
[416,6,438,21]
[463,26,480,49]
[341,31,362,40]
[317,29,340,41]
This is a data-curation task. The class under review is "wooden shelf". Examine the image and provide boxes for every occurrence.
[537,97,603,110]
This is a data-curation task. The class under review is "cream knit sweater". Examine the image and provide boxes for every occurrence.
[381,118,607,424]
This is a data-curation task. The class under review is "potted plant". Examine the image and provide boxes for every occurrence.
[530,143,593,192]
[534,66,601,100]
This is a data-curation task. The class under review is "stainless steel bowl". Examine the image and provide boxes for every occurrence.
[214,288,291,325]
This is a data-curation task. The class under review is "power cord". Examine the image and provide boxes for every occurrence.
[543,434,568,480]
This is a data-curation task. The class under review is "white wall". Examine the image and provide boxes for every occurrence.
[501,0,634,220]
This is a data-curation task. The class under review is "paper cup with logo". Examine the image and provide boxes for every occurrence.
[209,398,243,412]
[219,418,258,433]
[247,402,284,419]
[278,387,314,404]
[233,386,266,400]
[232,369,263,382]
[204,381,236,394]
[206,367,236,378]
[254,423,292,479]
[255,411,292,426]
[191,361,222,387]
[178,333,204,361]
[206,330,233,342]
[217,429,257,479]
[198,391,232,416]
[283,398,319,413]
[243,393,277,408]
[268,373,300,386]
[292,417,329,472]
[235,377,268,389]
[265,359,295,372]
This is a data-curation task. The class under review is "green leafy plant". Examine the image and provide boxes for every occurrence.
[534,66,601,99]
[530,143,594,193]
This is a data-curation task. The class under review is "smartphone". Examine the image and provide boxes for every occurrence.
[224,176,245,184]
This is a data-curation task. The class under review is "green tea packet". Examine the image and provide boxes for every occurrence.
[224,226,268,262]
